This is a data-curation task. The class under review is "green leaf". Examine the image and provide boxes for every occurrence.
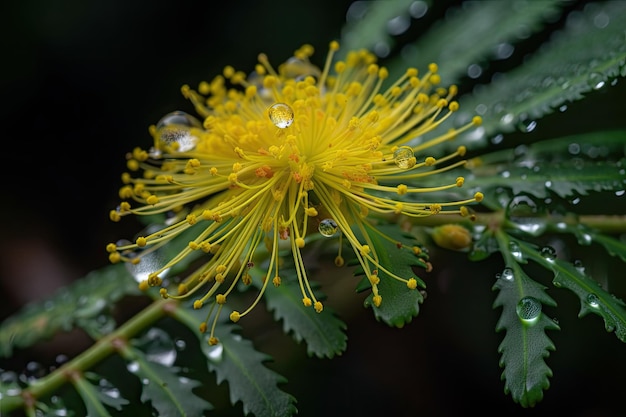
[519,239,626,342]
[122,345,213,417]
[0,264,139,357]
[262,270,348,358]
[338,0,418,61]
[493,234,559,407]
[451,0,626,149]
[200,323,298,417]
[388,0,567,84]
[354,223,427,327]
[470,157,626,200]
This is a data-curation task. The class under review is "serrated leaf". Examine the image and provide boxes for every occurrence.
[338,0,418,61]
[262,270,347,358]
[354,223,427,327]
[0,263,139,357]
[492,235,559,407]
[449,0,626,150]
[199,323,298,417]
[388,0,566,83]
[470,158,626,200]
[123,346,212,417]
[519,239,626,342]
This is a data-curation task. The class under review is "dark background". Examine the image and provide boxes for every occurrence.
[1,1,625,416]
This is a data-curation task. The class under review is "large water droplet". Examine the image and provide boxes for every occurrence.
[393,146,416,169]
[207,343,224,362]
[506,194,547,236]
[155,111,201,152]
[268,103,294,128]
[134,328,177,367]
[318,219,338,237]
[516,296,542,323]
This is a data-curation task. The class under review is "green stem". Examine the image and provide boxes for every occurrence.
[1,298,178,414]
[408,210,626,233]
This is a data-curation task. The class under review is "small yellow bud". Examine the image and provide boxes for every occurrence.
[432,224,472,251]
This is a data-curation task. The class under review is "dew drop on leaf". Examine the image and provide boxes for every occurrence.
[587,293,600,308]
[506,194,547,236]
[500,267,515,282]
[207,343,224,362]
[540,246,557,261]
[508,241,523,261]
[516,296,542,323]
[134,328,177,367]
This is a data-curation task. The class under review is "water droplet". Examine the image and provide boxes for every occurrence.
[574,259,585,274]
[393,146,416,169]
[22,361,45,382]
[517,116,537,133]
[387,14,411,36]
[155,111,201,152]
[500,267,514,281]
[373,41,390,58]
[516,296,542,323]
[490,134,504,145]
[268,103,294,128]
[587,72,605,90]
[586,293,600,308]
[540,246,557,261]
[506,194,547,236]
[207,343,224,362]
[98,378,121,399]
[500,113,515,126]
[175,339,187,351]
[593,12,609,28]
[467,63,482,79]
[409,1,428,18]
[508,242,523,261]
[318,219,338,237]
[125,244,171,283]
[494,42,514,60]
[134,328,177,367]
[126,361,140,373]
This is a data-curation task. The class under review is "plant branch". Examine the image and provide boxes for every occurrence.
[0,298,178,414]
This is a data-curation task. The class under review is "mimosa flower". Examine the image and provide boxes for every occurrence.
[106,41,483,344]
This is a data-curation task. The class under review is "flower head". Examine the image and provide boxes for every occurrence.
[107,41,482,343]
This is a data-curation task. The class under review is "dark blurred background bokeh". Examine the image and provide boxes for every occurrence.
[1,1,626,416]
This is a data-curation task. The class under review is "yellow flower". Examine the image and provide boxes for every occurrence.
[106,41,483,344]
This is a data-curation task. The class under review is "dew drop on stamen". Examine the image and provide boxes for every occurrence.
[268,103,294,128]
[393,146,416,169]
[318,219,338,237]
[155,110,201,152]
